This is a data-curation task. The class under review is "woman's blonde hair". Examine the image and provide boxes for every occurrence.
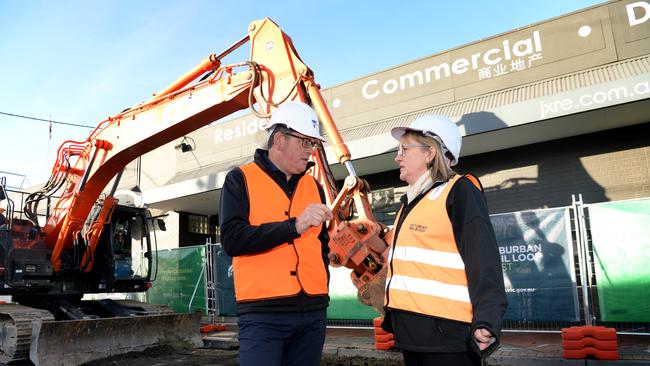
[402,130,456,182]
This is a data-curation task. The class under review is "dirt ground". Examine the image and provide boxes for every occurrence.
[81,345,240,366]
[81,345,404,366]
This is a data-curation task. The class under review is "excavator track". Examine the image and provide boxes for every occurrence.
[0,304,55,363]
[0,302,201,366]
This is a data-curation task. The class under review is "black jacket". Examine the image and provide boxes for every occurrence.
[219,149,330,314]
[383,176,507,357]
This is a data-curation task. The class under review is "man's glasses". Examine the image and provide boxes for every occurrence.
[284,132,318,150]
[397,143,429,156]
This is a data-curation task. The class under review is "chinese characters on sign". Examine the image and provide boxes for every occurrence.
[478,52,543,80]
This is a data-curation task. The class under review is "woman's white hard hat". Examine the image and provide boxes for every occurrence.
[267,101,325,141]
[390,114,462,166]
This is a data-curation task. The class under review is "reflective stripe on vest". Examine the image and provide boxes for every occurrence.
[385,174,481,323]
[233,162,328,302]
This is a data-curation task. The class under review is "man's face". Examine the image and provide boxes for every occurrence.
[272,130,318,176]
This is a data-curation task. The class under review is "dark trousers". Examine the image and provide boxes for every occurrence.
[237,309,327,366]
[403,350,481,366]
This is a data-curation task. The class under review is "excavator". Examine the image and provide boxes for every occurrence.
[0,18,390,366]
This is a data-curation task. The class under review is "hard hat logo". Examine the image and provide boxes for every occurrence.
[267,101,326,141]
[390,114,462,166]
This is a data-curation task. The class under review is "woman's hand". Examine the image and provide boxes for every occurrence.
[473,327,494,351]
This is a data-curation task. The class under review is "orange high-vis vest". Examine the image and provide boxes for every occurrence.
[385,174,481,323]
[233,162,328,302]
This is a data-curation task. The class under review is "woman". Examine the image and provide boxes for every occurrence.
[382,115,507,366]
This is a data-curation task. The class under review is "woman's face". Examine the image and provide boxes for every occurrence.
[395,134,434,185]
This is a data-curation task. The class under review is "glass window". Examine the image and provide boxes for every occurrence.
[188,214,209,234]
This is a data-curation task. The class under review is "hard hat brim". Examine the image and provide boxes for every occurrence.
[390,127,415,140]
[301,132,326,142]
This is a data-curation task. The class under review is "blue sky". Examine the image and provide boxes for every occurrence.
[0,0,601,186]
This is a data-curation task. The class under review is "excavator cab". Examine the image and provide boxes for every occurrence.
[83,204,153,294]
[0,196,153,297]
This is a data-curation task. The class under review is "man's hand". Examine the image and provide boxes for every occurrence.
[295,204,333,234]
[473,327,494,351]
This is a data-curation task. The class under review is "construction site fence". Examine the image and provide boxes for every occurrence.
[330,195,650,334]
[7,181,645,334]
[496,195,649,335]
[147,245,208,315]
[148,196,650,334]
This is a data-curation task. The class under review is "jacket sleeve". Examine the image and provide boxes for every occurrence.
[219,167,300,256]
[448,178,507,352]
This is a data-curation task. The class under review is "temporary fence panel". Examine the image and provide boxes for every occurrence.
[328,266,380,320]
[491,208,579,322]
[195,197,650,333]
[147,245,207,314]
[209,244,237,316]
[204,244,379,321]
[588,199,650,323]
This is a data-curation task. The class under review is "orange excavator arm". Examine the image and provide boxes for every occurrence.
[24,18,390,307]
[25,18,311,271]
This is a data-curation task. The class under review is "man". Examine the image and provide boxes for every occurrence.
[219,101,333,366]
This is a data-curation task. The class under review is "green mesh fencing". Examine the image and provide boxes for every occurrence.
[327,266,379,320]
[147,245,207,314]
[589,199,650,322]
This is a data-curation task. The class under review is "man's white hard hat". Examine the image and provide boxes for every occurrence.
[391,115,462,166]
[267,101,325,141]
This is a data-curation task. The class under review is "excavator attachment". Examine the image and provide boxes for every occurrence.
[31,311,201,366]
[0,302,201,366]
[325,176,393,314]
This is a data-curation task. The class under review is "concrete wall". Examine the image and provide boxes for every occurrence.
[462,122,650,213]
[152,212,180,250]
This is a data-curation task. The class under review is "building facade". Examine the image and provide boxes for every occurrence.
[118,0,650,248]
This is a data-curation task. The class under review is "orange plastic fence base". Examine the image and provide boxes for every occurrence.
[563,338,618,351]
[375,339,395,351]
[561,326,619,360]
[373,316,384,328]
[373,316,395,351]
[200,323,226,333]
[561,326,617,340]
[375,333,394,343]
[563,347,620,360]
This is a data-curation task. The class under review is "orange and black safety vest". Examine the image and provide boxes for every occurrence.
[232,162,328,302]
[385,174,482,323]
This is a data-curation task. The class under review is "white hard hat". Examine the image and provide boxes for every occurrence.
[391,115,462,166]
[267,101,325,141]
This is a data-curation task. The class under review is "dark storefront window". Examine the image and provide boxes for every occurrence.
[188,214,209,234]
[370,186,406,226]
